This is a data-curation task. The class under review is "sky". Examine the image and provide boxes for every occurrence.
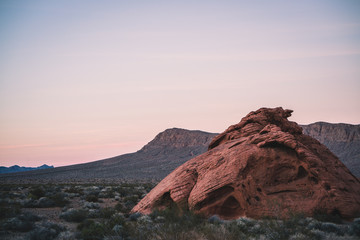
[0,0,359,167]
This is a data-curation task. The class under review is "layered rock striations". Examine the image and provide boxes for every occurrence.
[132,107,360,219]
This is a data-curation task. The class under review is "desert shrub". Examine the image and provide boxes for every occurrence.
[129,212,142,221]
[117,187,131,197]
[115,202,129,213]
[308,221,348,236]
[50,192,69,207]
[83,201,100,209]
[124,201,136,211]
[219,222,248,240]
[29,186,45,199]
[259,215,321,240]
[288,232,309,240]
[37,197,56,207]
[99,191,115,199]
[60,208,88,222]
[56,230,77,240]
[18,212,42,222]
[78,219,106,240]
[149,207,204,231]
[1,213,40,232]
[77,219,95,230]
[84,186,100,196]
[2,217,34,232]
[350,218,360,237]
[99,187,115,198]
[105,207,360,240]
[85,194,99,202]
[64,186,83,195]
[313,208,343,224]
[142,182,156,192]
[29,221,65,240]
[123,195,139,203]
[105,213,126,230]
[0,185,13,192]
[0,202,21,219]
[100,207,116,219]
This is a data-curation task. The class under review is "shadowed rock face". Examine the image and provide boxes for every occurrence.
[132,107,360,220]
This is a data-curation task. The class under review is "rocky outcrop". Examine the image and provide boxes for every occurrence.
[132,107,360,220]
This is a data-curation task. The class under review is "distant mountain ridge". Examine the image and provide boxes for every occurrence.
[0,128,216,182]
[0,164,54,174]
[301,122,360,177]
[0,122,359,183]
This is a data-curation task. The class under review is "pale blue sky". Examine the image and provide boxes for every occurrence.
[1,0,359,167]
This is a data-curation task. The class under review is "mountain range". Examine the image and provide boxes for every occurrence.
[0,164,53,174]
[0,128,216,182]
[301,122,360,177]
[0,122,359,183]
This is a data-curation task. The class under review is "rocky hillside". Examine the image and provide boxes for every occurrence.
[0,128,216,183]
[302,122,360,177]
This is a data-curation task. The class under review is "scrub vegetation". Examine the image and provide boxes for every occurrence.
[0,183,359,240]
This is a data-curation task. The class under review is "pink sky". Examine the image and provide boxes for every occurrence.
[1,1,359,167]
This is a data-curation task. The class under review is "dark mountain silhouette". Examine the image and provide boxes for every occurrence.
[0,123,359,183]
[0,164,53,174]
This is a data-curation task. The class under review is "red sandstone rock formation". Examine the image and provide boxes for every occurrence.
[132,107,360,219]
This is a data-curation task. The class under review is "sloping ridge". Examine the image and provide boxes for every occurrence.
[0,128,216,183]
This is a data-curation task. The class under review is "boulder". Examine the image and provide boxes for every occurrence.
[132,107,360,220]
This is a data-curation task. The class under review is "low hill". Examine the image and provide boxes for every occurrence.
[0,128,216,183]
